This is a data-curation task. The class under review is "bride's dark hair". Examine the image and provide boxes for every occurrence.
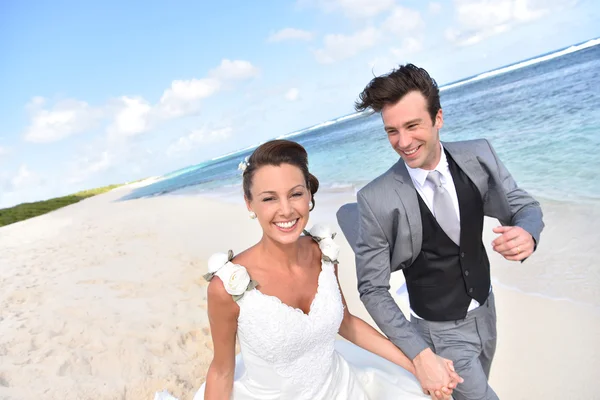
[242,140,319,211]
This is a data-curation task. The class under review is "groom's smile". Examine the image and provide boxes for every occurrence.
[400,145,422,159]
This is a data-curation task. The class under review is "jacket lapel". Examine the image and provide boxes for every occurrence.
[443,141,488,200]
[392,161,422,263]
[390,142,489,265]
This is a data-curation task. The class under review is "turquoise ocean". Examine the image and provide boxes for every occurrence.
[124,38,600,309]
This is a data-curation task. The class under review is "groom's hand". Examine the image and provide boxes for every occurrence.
[492,226,534,261]
[413,348,463,398]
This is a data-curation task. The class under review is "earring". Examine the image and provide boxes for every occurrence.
[249,211,257,219]
[308,201,313,211]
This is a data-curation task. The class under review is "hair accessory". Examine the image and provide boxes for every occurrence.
[238,156,250,172]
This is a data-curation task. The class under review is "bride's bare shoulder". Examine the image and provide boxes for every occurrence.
[298,235,322,266]
[231,245,256,265]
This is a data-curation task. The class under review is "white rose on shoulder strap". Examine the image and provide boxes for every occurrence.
[216,263,251,296]
[319,237,340,262]
[207,252,230,274]
[309,224,332,240]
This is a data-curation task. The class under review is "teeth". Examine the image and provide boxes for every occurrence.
[275,219,298,229]
[404,147,419,155]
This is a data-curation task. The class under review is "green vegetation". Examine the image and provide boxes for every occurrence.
[0,183,123,228]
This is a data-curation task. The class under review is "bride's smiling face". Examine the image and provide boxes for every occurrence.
[246,163,311,245]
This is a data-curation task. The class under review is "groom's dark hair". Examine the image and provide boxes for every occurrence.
[355,63,441,124]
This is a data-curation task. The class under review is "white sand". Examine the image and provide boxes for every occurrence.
[0,186,598,399]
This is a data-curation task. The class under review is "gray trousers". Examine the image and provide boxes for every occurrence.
[411,292,499,400]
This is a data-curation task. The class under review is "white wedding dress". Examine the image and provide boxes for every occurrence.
[187,228,428,400]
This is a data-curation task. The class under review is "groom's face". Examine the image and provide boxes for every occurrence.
[381,91,443,170]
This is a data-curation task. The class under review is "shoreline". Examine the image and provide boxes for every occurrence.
[166,185,600,309]
[0,186,598,399]
[167,181,600,212]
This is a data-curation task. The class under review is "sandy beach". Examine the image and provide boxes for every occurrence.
[1,183,599,400]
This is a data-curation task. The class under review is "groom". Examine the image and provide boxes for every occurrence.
[337,64,544,399]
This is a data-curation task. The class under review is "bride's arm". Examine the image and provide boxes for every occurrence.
[334,265,416,375]
[204,277,239,400]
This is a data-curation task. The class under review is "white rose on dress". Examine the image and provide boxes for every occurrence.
[309,224,332,240]
[216,262,251,296]
[319,237,340,262]
[207,252,230,274]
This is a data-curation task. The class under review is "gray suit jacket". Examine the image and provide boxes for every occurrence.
[336,139,544,360]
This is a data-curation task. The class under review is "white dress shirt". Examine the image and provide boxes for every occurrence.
[405,144,485,319]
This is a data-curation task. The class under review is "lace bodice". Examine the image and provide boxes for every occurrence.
[236,258,344,399]
[206,225,345,399]
[195,225,429,400]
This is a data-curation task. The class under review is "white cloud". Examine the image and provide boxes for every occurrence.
[382,6,424,35]
[268,28,314,43]
[312,5,423,65]
[314,27,381,64]
[455,0,513,29]
[299,0,395,19]
[445,27,461,42]
[335,0,396,18]
[429,2,443,14]
[461,24,511,45]
[67,148,117,185]
[285,88,300,101]
[391,37,423,57]
[208,59,259,81]
[0,173,10,194]
[66,136,145,185]
[106,59,258,138]
[12,58,259,203]
[447,0,577,46]
[0,165,44,208]
[156,78,221,119]
[107,96,153,137]
[22,59,258,141]
[11,164,41,190]
[166,127,233,157]
[23,97,102,143]
[368,37,424,73]
[85,151,113,174]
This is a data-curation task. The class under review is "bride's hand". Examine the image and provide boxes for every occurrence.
[414,349,462,399]
[428,359,461,399]
[424,379,454,400]
[425,388,453,400]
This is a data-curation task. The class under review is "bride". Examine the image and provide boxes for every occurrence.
[192,140,459,400]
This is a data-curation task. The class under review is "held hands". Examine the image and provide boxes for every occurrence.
[413,348,463,400]
[492,226,534,261]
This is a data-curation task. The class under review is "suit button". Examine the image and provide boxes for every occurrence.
[464,270,470,276]
[461,252,465,258]
[469,288,474,293]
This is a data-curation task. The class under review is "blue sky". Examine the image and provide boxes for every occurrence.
[0,0,598,208]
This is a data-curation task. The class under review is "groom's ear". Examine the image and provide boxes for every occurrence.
[434,108,444,129]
